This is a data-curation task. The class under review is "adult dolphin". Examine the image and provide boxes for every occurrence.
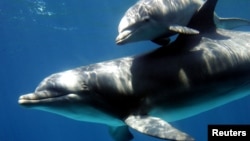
[116,0,250,45]
[19,0,250,140]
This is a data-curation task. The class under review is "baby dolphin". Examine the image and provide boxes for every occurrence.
[116,0,202,45]
[116,0,250,45]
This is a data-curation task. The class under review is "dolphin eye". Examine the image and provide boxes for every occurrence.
[142,16,150,22]
[144,18,150,22]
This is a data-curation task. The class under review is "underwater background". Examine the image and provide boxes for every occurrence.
[1,0,250,141]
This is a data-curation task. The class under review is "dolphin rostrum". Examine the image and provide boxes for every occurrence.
[19,0,250,140]
[116,0,250,45]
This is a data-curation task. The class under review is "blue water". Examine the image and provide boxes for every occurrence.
[1,0,250,141]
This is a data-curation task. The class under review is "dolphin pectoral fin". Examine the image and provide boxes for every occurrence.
[169,25,200,35]
[151,37,171,46]
[214,14,250,29]
[109,126,133,141]
[124,115,194,141]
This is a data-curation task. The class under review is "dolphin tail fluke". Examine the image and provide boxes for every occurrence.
[124,115,194,141]
[214,13,250,29]
[109,125,133,141]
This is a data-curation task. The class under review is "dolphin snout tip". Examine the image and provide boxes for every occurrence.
[115,30,133,45]
[115,35,125,45]
[18,96,30,107]
[18,99,26,105]
[18,94,32,105]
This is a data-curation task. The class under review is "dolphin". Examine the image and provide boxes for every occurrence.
[116,0,250,45]
[18,0,250,140]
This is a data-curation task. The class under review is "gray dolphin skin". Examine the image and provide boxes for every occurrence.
[18,0,250,141]
[116,0,250,45]
[116,0,203,45]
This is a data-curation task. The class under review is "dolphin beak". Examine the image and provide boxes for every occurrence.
[18,91,82,107]
[115,30,132,45]
[115,34,125,45]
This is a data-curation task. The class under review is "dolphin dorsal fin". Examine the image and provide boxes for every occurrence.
[172,0,219,47]
[188,0,218,32]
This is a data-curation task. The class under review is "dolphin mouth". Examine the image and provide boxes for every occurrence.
[18,91,82,106]
[116,30,133,45]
